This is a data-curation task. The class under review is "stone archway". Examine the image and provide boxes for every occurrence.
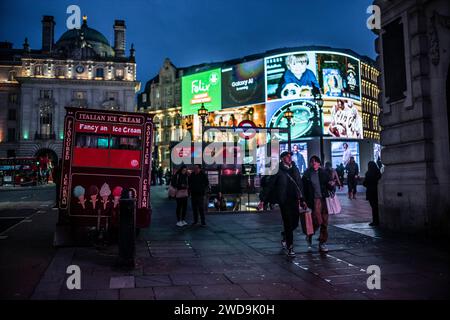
[34,148,58,167]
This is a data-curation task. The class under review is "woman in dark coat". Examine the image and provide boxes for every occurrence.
[363,161,382,226]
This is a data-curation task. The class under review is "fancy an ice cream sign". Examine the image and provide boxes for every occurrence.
[182,68,222,115]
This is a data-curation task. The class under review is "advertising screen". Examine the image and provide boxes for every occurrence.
[182,68,222,115]
[316,53,361,101]
[331,141,360,168]
[374,143,382,164]
[221,59,265,108]
[265,52,318,102]
[265,51,363,139]
[280,142,308,173]
[324,99,363,139]
[266,99,320,141]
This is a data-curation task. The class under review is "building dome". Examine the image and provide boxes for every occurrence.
[54,17,115,58]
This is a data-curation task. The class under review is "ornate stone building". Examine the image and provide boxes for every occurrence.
[374,0,450,237]
[0,16,140,162]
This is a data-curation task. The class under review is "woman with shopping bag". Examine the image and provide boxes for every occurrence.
[324,162,342,215]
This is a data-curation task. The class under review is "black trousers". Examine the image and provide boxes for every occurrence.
[348,175,357,194]
[369,198,379,224]
[176,197,188,221]
[191,195,206,224]
[279,202,300,249]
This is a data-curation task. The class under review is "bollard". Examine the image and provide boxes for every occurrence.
[118,188,136,268]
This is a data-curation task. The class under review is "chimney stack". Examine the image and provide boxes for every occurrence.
[42,15,55,52]
[114,20,126,58]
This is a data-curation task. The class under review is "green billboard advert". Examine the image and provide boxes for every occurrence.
[182,68,222,115]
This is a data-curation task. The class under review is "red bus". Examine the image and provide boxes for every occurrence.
[0,157,39,186]
[58,107,153,232]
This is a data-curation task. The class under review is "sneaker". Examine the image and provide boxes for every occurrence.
[281,240,287,249]
[192,221,199,226]
[176,221,183,227]
[319,243,329,253]
[182,220,188,226]
[201,223,207,227]
[369,222,379,227]
[287,247,296,257]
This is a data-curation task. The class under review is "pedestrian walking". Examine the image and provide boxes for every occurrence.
[171,165,189,227]
[325,161,342,192]
[302,156,333,253]
[363,161,382,226]
[188,164,209,226]
[345,156,359,199]
[336,163,345,187]
[324,161,342,215]
[158,166,164,185]
[258,151,306,257]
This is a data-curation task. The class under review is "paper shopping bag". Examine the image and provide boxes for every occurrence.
[299,208,314,236]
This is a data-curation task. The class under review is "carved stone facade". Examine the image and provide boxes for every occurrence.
[373,0,450,237]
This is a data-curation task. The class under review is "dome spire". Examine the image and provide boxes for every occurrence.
[23,37,30,52]
[82,15,88,26]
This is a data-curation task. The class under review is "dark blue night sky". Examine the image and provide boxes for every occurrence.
[0,0,376,90]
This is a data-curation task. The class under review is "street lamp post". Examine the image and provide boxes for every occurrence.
[283,105,294,152]
[197,103,208,141]
[313,90,324,163]
[197,103,208,165]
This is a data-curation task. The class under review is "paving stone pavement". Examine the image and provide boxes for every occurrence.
[31,186,449,300]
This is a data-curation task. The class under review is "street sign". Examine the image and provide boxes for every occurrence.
[237,120,257,140]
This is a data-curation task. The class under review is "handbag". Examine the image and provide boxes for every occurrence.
[168,185,177,198]
[175,189,188,198]
[326,193,342,214]
[299,207,314,236]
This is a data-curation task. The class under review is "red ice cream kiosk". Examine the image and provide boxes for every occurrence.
[57,107,153,238]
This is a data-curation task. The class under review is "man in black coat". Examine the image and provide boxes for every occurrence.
[188,165,209,226]
[302,156,333,253]
[258,151,307,257]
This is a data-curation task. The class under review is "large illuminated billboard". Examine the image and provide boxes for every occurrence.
[182,68,222,115]
[265,52,318,101]
[316,52,361,101]
[280,142,308,173]
[266,99,320,141]
[265,51,363,140]
[331,141,360,167]
[221,59,265,108]
[324,99,363,139]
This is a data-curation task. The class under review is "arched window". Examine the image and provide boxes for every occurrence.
[34,65,43,76]
[96,68,104,78]
[39,101,53,138]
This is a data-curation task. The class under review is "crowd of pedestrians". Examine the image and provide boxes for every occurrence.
[258,151,382,258]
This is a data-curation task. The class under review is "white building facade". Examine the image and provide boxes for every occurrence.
[0,16,140,162]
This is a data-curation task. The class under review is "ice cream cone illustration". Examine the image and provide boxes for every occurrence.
[100,183,111,210]
[88,185,99,209]
[73,185,86,209]
[112,186,123,208]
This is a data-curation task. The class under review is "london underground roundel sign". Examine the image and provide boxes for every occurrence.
[238,120,257,140]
